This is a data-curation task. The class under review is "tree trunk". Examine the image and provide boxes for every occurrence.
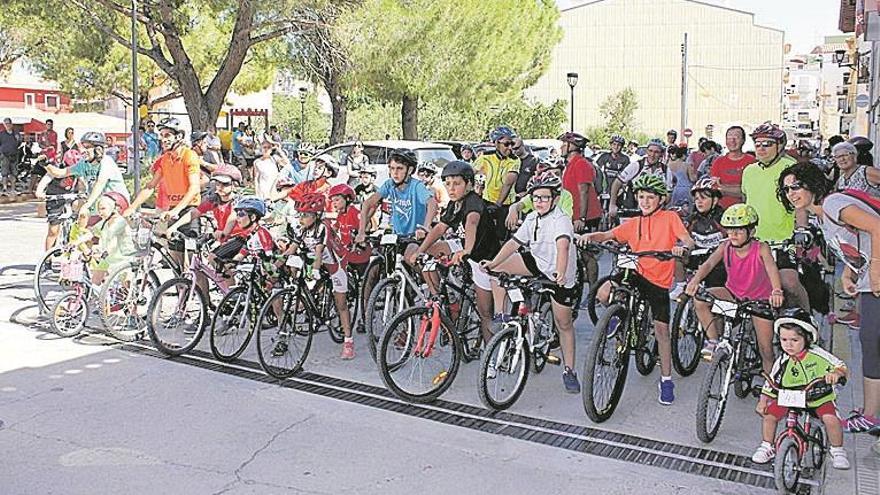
[401,94,418,140]
[327,76,347,145]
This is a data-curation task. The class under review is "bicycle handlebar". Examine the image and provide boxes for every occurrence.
[581,241,679,261]
[761,372,847,392]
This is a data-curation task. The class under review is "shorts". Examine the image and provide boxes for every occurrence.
[520,251,580,307]
[0,153,16,179]
[772,246,797,270]
[212,236,246,260]
[613,271,671,324]
[765,398,837,421]
[167,206,199,252]
[328,265,348,293]
[46,200,70,226]
[860,293,880,379]
[446,237,493,291]
[686,254,727,288]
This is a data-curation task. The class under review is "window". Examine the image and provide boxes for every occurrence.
[45,94,59,109]
[24,93,35,107]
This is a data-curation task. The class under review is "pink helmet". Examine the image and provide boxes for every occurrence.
[328,183,356,201]
[62,149,82,167]
[102,191,129,212]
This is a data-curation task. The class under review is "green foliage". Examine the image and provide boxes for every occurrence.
[346,101,402,141]
[272,94,331,144]
[586,88,651,149]
[339,0,561,136]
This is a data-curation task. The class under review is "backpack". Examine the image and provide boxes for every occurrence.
[620,159,667,210]
[839,188,880,216]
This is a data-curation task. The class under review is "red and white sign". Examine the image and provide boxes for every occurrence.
[683,128,693,138]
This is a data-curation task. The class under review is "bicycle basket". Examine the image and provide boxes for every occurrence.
[59,255,85,283]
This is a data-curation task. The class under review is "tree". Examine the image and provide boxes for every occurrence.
[599,88,640,138]
[0,0,328,130]
[272,93,330,144]
[0,28,26,77]
[339,0,560,139]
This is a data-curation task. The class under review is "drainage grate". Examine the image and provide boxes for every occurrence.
[122,343,818,494]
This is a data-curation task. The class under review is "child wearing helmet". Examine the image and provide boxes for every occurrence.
[67,192,135,286]
[231,197,274,262]
[282,192,355,359]
[482,168,581,394]
[580,173,695,405]
[410,161,500,343]
[751,308,850,469]
[328,183,360,249]
[670,177,727,298]
[416,161,450,210]
[355,165,377,203]
[685,203,784,367]
[505,166,573,230]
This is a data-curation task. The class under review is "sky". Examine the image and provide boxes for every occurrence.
[557,0,843,54]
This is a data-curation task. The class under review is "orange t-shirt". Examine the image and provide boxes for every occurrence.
[151,147,201,210]
[611,210,687,288]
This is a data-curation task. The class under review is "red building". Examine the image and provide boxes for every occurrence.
[0,85,73,113]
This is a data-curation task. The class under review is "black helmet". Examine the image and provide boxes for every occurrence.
[848,136,873,153]
[773,307,818,345]
[440,160,475,182]
[389,149,418,170]
[190,131,209,145]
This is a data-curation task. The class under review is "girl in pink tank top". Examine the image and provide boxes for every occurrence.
[683,203,785,373]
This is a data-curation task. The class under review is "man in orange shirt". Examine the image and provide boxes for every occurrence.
[579,174,694,405]
[124,117,201,251]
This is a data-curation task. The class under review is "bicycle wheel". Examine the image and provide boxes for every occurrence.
[773,437,801,493]
[586,275,613,326]
[582,303,631,423]
[478,326,530,411]
[634,307,658,376]
[51,292,88,337]
[378,306,460,403]
[99,262,159,342]
[316,279,344,344]
[357,260,382,334]
[256,288,313,379]
[695,348,732,443]
[532,300,555,374]
[734,337,758,399]
[366,277,408,362]
[34,247,66,313]
[210,287,256,362]
[146,277,208,356]
[454,289,482,363]
[670,297,703,377]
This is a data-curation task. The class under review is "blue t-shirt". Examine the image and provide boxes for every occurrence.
[143,132,160,159]
[232,130,243,156]
[377,178,433,235]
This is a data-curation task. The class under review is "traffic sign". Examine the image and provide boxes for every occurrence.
[856,94,870,108]
[683,128,693,138]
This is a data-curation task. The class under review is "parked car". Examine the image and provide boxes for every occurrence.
[319,140,457,186]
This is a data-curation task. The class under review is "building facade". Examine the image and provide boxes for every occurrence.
[782,54,821,141]
[527,0,785,140]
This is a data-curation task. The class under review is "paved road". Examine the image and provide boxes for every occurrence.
[0,200,863,494]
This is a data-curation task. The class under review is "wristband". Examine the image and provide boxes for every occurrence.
[771,289,784,295]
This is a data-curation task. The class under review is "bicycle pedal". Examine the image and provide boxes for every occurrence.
[545,354,561,365]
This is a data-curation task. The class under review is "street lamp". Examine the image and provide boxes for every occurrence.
[566,72,578,132]
[298,87,308,138]
[130,0,140,193]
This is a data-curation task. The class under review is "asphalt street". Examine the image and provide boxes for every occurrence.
[0,199,866,495]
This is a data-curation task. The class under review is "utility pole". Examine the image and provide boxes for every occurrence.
[680,32,688,138]
[131,0,140,194]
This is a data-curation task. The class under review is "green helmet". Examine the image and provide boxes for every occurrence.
[632,173,669,197]
[720,203,759,228]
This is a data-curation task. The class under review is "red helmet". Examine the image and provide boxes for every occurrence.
[102,191,129,212]
[296,192,325,214]
[750,122,786,143]
[328,183,356,201]
[690,176,722,198]
[211,164,242,185]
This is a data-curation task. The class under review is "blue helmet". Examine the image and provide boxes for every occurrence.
[234,196,267,218]
[489,125,517,142]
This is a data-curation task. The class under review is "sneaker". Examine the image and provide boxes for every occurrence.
[830,446,850,469]
[751,442,775,464]
[669,282,685,301]
[700,339,718,361]
[562,366,580,394]
[658,379,675,405]
[340,341,355,360]
[836,309,859,325]
[841,411,879,433]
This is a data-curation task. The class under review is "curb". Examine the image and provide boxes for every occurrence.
[0,193,36,205]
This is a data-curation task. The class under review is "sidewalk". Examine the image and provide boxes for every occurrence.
[840,320,880,495]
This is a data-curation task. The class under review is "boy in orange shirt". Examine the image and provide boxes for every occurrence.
[579,174,694,405]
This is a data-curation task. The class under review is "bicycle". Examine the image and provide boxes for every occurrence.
[253,252,351,379]
[145,231,233,356]
[376,253,482,403]
[584,207,643,326]
[33,192,85,313]
[50,247,104,338]
[478,272,559,410]
[580,242,674,423]
[763,373,845,493]
[95,215,163,341]
[668,246,712,377]
[693,289,774,443]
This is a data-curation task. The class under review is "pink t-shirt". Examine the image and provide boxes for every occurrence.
[723,240,772,300]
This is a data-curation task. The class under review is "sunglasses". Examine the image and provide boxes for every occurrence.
[781,182,804,194]
[499,141,514,147]
[236,210,250,217]
[531,194,553,203]
[755,141,777,149]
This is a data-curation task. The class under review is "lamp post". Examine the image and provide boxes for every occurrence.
[298,87,308,139]
[566,72,578,132]
[131,0,140,193]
